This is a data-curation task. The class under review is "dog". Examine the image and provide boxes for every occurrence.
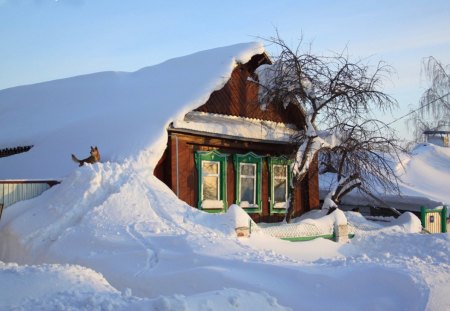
[71,146,100,166]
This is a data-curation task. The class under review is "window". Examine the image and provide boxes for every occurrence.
[195,150,228,212]
[269,156,292,214]
[202,161,220,200]
[233,152,263,213]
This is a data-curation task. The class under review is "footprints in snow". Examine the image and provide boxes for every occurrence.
[126,223,159,276]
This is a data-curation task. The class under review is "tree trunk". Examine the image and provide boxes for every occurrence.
[331,173,361,205]
[285,177,302,223]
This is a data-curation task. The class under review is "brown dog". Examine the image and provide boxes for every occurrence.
[71,146,100,166]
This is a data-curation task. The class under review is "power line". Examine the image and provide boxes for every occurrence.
[386,91,450,126]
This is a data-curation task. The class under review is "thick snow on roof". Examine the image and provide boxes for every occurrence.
[398,143,450,205]
[0,42,265,180]
[173,111,300,142]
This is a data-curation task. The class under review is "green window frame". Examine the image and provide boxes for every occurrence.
[269,156,292,214]
[195,150,228,212]
[233,152,263,213]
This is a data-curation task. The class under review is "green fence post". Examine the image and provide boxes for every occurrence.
[442,205,448,233]
[420,206,426,229]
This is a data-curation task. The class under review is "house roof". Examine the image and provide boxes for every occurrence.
[423,130,450,135]
[171,111,300,143]
[0,42,265,180]
[194,53,306,129]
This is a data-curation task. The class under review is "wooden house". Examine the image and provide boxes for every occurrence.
[154,53,320,223]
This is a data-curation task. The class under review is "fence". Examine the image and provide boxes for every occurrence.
[257,221,354,242]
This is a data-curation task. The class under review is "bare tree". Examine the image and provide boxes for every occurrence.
[319,119,404,213]
[407,57,450,141]
[420,57,450,119]
[257,34,403,221]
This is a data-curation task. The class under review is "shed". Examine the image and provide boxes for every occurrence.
[423,130,450,147]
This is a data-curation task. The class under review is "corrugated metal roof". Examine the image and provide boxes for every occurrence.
[0,182,52,208]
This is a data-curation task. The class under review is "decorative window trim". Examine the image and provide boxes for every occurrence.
[233,152,263,214]
[269,156,292,214]
[195,150,228,213]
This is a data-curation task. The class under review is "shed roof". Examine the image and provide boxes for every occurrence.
[423,130,450,135]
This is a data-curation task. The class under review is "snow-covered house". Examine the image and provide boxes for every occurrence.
[0,42,319,222]
[154,52,320,222]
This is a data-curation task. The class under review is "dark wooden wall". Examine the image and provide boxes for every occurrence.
[195,54,305,129]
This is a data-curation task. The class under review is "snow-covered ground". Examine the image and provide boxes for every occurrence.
[0,43,449,310]
[1,161,448,311]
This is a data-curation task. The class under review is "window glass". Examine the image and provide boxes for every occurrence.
[239,163,256,205]
[202,161,218,174]
[240,177,255,204]
[273,165,287,203]
[274,178,287,202]
[203,176,219,200]
[274,165,287,177]
[241,163,255,176]
[202,161,220,201]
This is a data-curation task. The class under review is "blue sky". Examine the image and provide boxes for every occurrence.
[1,0,449,139]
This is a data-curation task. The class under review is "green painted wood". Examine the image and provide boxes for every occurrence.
[194,150,228,212]
[280,233,355,242]
[442,206,448,233]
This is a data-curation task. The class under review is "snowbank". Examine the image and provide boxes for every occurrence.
[391,212,423,233]
[1,261,289,311]
[346,211,423,235]
[2,161,436,311]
